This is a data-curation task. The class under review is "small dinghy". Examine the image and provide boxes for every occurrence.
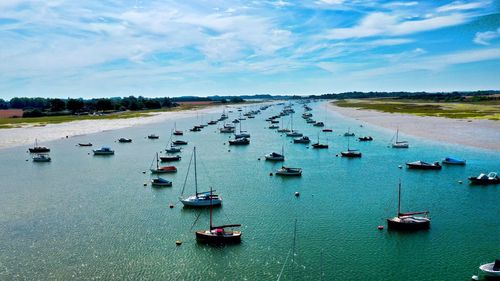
[118,138,132,143]
[468,172,500,185]
[276,166,302,176]
[78,143,93,147]
[148,134,159,139]
[406,161,442,170]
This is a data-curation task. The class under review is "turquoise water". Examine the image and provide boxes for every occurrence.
[0,101,498,280]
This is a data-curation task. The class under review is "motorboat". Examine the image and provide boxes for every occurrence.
[277,128,291,133]
[271,120,279,124]
[406,161,442,170]
[229,137,250,145]
[387,181,430,231]
[180,147,222,207]
[293,136,310,144]
[312,143,328,149]
[172,140,188,145]
[358,136,373,141]
[313,121,324,127]
[189,126,201,132]
[479,260,500,277]
[93,147,114,155]
[232,119,240,124]
[269,125,279,129]
[344,128,355,137]
[118,138,132,143]
[33,154,51,162]
[208,120,217,125]
[148,134,159,139]
[468,172,500,185]
[28,139,50,153]
[322,128,333,132]
[265,152,285,161]
[151,177,172,187]
[442,157,466,165]
[276,166,302,176]
[235,133,251,139]
[160,155,181,162]
[306,119,316,124]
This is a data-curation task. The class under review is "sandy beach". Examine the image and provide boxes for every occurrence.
[328,102,500,151]
[0,104,234,150]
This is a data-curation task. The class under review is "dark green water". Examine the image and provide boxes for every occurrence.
[0,101,498,280]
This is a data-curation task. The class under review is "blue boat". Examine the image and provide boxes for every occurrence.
[442,157,466,165]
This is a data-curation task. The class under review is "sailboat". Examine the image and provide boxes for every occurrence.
[265,145,285,161]
[166,129,182,153]
[180,147,222,207]
[343,127,355,137]
[234,117,250,139]
[195,187,241,243]
[341,137,361,157]
[286,113,302,137]
[150,153,177,174]
[173,122,183,136]
[151,154,173,187]
[312,133,328,149]
[391,129,409,148]
[387,180,430,231]
[29,139,50,153]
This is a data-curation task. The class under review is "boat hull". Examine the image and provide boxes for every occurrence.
[406,163,441,170]
[29,148,50,153]
[468,178,500,185]
[196,231,241,244]
[341,151,362,157]
[387,218,430,231]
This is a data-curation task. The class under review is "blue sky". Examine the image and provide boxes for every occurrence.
[0,0,499,98]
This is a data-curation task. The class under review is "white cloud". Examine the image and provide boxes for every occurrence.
[316,0,344,4]
[474,27,500,45]
[437,1,490,12]
[323,12,467,39]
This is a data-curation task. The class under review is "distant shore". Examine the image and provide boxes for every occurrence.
[0,103,233,150]
[327,102,500,151]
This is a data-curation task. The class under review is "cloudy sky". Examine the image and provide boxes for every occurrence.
[0,0,499,98]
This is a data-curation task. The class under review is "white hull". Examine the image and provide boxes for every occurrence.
[180,195,222,206]
[480,263,500,277]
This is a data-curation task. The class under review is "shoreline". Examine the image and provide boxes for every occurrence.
[0,103,236,150]
[327,102,500,151]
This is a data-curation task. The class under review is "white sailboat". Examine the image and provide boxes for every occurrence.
[391,129,409,148]
[265,145,285,161]
[180,147,222,207]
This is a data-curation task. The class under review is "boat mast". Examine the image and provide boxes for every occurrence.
[291,218,297,281]
[395,129,399,143]
[209,186,213,229]
[194,147,198,195]
[397,180,401,217]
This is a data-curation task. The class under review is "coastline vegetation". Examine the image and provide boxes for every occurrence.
[334,98,500,120]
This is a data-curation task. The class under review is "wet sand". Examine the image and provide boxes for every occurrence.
[0,105,230,150]
[328,102,500,151]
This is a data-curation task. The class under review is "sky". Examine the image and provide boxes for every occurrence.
[0,0,499,98]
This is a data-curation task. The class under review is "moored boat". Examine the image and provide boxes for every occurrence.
[33,154,51,162]
[148,134,159,139]
[93,147,114,155]
[276,166,302,176]
[150,153,177,174]
[358,136,373,141]
[195,188,241,244]
[479,259,500,277]
[151,177,172,187]
[160,155,181,162]
[406,161,441,170]
[180,147,222,207]
[172,140,188,145]
[468,172,500,185]
[344,128,355,137]
[341,138,361,157]
[118,138,132,143]
[28,139,50,153]
[286,131,303,137]
[265,145,285,161]
[322,128,333,132]
[442,157,466,165]
[228,137,250,145]
[391,129,409,148]
[313,121,324,127]
[166,145,181,153]
[78,143,93,147]
[387,181,430,231]
[293,136,310,144]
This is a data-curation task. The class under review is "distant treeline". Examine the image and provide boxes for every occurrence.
[0,95,247,117]
[309,90,500,101]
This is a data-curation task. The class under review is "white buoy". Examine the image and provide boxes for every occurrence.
[295,192,300,197]
[471,275,479,281]
[398,165,402,169]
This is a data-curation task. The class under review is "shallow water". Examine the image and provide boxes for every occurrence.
[0,101,498,280]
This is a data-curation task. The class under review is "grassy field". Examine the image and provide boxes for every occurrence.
[334,98,500,120]
[0,103,221,129]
